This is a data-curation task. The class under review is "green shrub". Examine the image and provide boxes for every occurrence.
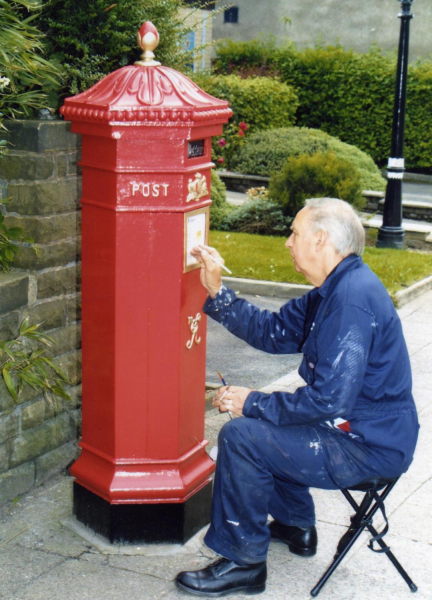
[269,151,364,217]
[35,0,212,104]
[0,0,61,118]
[214,39,432,169]
[231,127,386,192]
[210,169,234,230]
[192,73,298,169]
[220,197,292,236]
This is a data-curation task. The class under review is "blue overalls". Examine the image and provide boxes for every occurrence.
[203,254,419,565]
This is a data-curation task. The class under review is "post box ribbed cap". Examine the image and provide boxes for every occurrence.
[60,21,232,127]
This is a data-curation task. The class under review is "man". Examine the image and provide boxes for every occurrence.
[175,198,419,597]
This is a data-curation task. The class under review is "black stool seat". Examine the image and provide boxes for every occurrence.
[310,476,418,597]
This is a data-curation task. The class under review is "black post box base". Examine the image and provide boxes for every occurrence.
[73,481,213,545]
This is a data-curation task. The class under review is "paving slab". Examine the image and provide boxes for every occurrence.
[1,287,432,599]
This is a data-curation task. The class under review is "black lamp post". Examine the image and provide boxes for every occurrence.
[377,0,414,249]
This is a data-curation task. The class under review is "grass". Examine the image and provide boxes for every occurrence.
[209,230,432,297]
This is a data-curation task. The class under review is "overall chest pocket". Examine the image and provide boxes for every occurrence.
[300,333,318,385]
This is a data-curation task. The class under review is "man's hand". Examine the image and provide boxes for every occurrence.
[190,245,224,298]
[212,385,252,417]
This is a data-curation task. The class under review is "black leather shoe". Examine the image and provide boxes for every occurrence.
[269,520,317,557]
[175,557,267,597]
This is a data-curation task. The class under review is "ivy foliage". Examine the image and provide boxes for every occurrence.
[35,0,211,103]
[213,38,432,169]
[230,127,386,192]
[269,151,364,218]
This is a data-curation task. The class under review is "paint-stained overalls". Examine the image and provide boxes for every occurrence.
[203,254,419,566]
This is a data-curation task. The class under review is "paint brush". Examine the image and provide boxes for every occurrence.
[217,371,233,420]
[198,245,232,274]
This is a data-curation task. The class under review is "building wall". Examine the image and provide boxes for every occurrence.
[213,0,432,62]
[179,7,214,71]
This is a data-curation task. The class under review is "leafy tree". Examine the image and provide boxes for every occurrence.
[36,0,212,104]
[0,0,61,118]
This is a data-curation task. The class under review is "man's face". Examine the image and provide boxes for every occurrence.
[285,208,321,283]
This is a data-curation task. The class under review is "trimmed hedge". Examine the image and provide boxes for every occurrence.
[192,73,298,169]
[230,127,386,192]
[214,39,432,169]
[210,169,234,229]
[220,197,292,236]
[269,151,364,217]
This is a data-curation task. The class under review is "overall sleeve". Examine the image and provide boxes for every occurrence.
[203,285,310,355]
[243,304,375,425]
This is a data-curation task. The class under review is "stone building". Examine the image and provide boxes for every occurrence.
[213,0,432,62]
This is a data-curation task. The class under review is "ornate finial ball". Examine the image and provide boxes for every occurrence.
[137,21,159,52]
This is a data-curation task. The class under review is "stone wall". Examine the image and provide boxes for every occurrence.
[0,121,82,505]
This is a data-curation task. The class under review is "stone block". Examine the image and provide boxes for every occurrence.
[35,441,79,485]
[57,150,81,178]
[2,120,81,153]
[4,212,81,244]
[10,412,72,468]
[69,408,82,438]
[67,384,82,409]
[0,409,19,444]
[67,293,82,323]
[5,178,81,215]
[12,237,81,270]
[21,399,47,431]
[43,323,81,358]
[0,441,10,474]
[0,273,29,315]
[0,375,41,410]
[0,153,55,181]
[25,297,68,332]
[0,379,14,412]
[0,462,35,504]
[56,351,82,386]
[37,264,81,299]
[0,311,20,343]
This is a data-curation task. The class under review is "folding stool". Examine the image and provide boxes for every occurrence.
[310,476,418,597]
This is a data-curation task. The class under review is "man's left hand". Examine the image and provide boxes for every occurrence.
[213,385,252,417]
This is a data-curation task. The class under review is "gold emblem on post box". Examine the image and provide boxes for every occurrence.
[186,313,202,349]
[186,173,208,203]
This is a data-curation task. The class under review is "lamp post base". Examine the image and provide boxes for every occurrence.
[377,226,406,249]
[73,480,213,545]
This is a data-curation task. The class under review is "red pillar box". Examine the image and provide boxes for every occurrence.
[60,22,232,544]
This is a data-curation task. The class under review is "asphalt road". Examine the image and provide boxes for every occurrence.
[403,181,432,203]
[205,293,302,389]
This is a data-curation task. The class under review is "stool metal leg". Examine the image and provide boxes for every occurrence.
[310,482,418,597]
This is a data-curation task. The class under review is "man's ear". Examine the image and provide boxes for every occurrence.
[315,229,328,250]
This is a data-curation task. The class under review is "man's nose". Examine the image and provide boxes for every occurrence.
[285,235,292,248]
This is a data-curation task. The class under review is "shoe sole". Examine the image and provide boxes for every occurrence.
[175,580,266,597]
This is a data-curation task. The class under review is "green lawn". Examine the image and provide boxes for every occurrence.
[209,230,432,296]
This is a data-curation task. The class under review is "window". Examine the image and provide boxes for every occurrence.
[224,6,239,23]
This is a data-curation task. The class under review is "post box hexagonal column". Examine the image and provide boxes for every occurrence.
[60,22,232,544]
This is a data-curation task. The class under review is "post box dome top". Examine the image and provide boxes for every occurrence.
[60,22,232,127]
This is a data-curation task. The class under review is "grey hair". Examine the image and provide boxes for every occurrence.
[304,198,365,256]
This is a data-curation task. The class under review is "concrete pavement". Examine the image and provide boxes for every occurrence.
[1,289,432,599]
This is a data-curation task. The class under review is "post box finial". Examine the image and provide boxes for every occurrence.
[135,21,161,66]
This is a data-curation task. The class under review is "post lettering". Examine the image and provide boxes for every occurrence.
[130,181,170,197]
